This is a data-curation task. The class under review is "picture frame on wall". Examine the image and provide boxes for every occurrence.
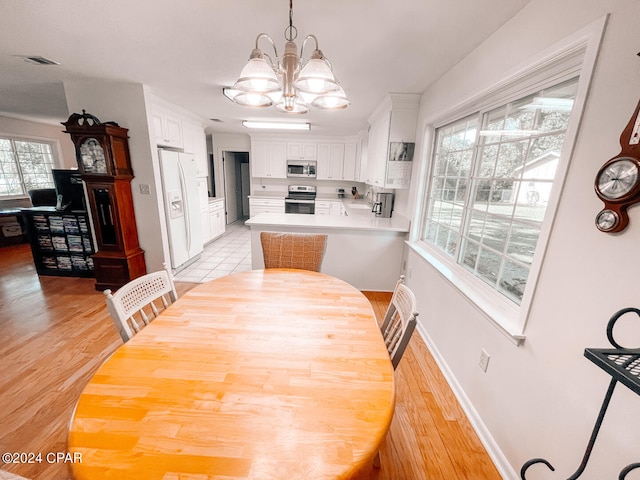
[389,142,415,162]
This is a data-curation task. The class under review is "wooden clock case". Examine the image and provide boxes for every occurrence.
[595,99,640,233]
[62,111,146,290]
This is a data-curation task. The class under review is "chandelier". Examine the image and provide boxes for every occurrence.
[223,0,349,114]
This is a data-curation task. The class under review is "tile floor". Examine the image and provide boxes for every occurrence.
[174,219,252,283]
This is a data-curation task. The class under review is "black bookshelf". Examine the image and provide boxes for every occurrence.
[22,207,95,278]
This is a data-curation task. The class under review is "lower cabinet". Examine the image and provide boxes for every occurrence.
[201,199,226,245]
[209,201,225,240]
[315,200,345,216]
[249,197,285,217]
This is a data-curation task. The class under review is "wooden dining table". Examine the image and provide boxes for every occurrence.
[68,268,395,480]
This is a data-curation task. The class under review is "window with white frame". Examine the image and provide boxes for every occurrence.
[0,137,57,197]
[423,77,579,306]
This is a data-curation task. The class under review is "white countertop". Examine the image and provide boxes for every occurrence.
[245,211,410,233]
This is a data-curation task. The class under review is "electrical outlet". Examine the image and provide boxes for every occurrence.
[139,184,150,195]
[479,349,490,372]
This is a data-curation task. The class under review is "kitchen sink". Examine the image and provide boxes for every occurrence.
[349,203,371,210]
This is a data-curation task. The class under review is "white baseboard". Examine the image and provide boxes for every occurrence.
[414,322,519,480]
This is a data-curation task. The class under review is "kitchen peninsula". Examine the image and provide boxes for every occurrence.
[246,201,410,290]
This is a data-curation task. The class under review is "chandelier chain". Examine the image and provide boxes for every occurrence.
[285,0,297,41]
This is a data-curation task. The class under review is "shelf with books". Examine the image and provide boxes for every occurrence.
[22,208,96,278]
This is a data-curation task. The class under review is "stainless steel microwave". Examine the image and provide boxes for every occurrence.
[287,160,316,178]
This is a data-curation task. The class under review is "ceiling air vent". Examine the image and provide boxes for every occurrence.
[16,55,60,65]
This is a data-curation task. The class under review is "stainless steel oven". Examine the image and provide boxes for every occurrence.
[285,185,316,214]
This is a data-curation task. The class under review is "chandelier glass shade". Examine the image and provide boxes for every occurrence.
[225,1,349,114]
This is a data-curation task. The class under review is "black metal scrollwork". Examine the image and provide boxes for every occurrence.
[520,307,640,480]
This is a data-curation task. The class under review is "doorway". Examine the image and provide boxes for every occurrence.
[222,151,250,224]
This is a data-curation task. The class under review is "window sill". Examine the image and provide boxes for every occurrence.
[407,241,526,346]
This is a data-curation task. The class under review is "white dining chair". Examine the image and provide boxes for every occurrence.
[375,275,419,469]
[104,263,178,342]
[380,275,419,370]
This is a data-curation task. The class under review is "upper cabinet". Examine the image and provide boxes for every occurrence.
[152,104,183,149]
[150,95,208,176]
[365,94,420,189]
[316,143,344,180]
[249,134,366,182]
[287,142,317,160]
[182,121,208,177]
[251,140,287,178]
[343,142,359,181]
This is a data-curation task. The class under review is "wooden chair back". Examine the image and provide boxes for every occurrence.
[260,231,328,272]
[380,275,418,369]
[104,263,178,342]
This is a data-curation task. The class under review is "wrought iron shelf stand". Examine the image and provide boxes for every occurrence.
[521,307,640,480]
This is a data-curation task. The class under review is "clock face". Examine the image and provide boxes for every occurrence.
[79,138,107,174]
[595,209,619,232]
[596,157,639,200]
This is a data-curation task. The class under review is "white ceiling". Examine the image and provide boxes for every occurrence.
[0,0,532,136]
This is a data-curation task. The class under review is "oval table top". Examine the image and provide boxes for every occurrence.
[68,269,395,480]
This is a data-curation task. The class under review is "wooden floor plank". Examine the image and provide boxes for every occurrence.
[0,244,501,479]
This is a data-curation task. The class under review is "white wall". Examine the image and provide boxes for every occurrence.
[63,80,167,272]
[403,0,640,478]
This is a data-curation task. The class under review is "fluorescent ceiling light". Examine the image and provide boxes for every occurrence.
[242,121,310,130]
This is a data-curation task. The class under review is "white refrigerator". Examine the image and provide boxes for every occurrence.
[158,150,203,271]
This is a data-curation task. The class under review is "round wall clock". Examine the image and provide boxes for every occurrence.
[594,99,640,233]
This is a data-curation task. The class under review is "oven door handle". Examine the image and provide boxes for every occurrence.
[285,199,316,204]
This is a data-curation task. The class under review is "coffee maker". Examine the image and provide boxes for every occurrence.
[372,192,394,218]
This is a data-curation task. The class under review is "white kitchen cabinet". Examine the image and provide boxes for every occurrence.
[152,107,183,149]
[287,142,317,160]
[314,200,331,215]
[342,142,358,181]
[366,109,391,187]
[366,94,420,189]
[315,200,345,216]
[152,96,209,176]
[251,141,287,178]
[249,197,285,217]
[316,143,345,180]
[330,201,345,216]
[183,121,209,177]
[198,179,213,244]
[209,200,226,241]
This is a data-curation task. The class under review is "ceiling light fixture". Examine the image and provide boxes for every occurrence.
[242,121,310,130]
[227,0,349,114]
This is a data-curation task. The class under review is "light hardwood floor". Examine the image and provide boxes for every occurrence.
[0,243,501,480]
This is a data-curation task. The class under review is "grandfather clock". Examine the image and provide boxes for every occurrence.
[62,110,146,291]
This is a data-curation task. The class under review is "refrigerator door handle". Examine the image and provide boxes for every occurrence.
[177,159,191,251]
